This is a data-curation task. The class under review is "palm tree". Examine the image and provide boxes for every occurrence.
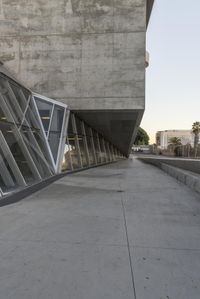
[168,137,182,157]
[169,137,182,145]
[192,121,200,158]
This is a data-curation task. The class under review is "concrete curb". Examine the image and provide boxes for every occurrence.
[138,158,200,195]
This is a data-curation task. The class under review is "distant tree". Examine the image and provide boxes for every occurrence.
[168,137,182,157]
[192,121,200,158]
[169,137,182,146]
[134,127,149,145]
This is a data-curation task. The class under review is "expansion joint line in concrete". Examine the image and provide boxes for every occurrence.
[121,197,137,299]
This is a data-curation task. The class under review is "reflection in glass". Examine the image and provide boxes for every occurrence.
[62,139,73,171]
[0,146,19,193]
[20,126,52,178]
[35,97,53,134]
[78,135,87,167]
[48,105,64,163]
[0,122,37,184]
[99,137,107,163]
[68,134,80,169]
[10,83,29,112]
[0,78,24,124]
[93,132,101,164]
[75,117,83,135]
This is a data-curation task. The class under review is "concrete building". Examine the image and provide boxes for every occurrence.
[0,0,154,197]
[156,130,195,149]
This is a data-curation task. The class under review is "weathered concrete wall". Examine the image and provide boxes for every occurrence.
[0,0,146,110]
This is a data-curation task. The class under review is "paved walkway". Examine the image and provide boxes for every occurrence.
[0,158,200,299]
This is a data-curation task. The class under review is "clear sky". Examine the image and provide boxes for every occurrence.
[141,0,200,143]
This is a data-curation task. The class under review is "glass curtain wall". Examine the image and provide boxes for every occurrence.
[62,112,125,172]
[0,73,68,197]
[0,71,125,198]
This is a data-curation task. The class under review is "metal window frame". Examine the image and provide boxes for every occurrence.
[90,128,97,165]
[56,108,70,173]
[0,93,42,183]
[33,93,69,173]
[81,120,90,167]
[71,113,83,168]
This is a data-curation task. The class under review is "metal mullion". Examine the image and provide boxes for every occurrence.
[56,108,70,173]
[66,136,74,171]
[118,149,120,157]
[0,131,26,186]
[0,94,16,123]
[0,94,41,183]
[12,127,42,181]
[81,121,90,167]
[21,129,53,175]
[114,147,117,159]
[109,143,113,161]
[107,141,112,162]
[6,81,24,124]
[18,88,29,110]
[71,114,83,168]
[90,128,97,165]
[31,97,56,172]
[47,103,55,139]
[0,95,41,184]
[0,151,17,187]
[96,133,103,164]
[33,93,67,109]
[19,95,31,130]
[102,138,108,163]
[111,144,115,161]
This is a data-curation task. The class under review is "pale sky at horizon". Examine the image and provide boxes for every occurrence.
[142,0,200,143]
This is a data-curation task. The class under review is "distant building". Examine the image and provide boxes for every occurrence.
[156,130,195,149]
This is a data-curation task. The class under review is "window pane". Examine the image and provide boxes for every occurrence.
[86,135,96,165]
[10,83,29,112]
[0,78,24,124]
[99,137,107,163]
[67,115,74,134]
[20,126,53,178]
[62,139,73,171]
[68,134,80,169]
[0,146,19,193]
[78,135,88,167]
[93,132,101,163]
[34,97,53,134]
[48,105,64,162]
[0,122,38,184]
[25,104,41,131]
[75,117,83,135]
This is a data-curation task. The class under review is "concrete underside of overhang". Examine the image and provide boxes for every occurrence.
[75,110,144,156]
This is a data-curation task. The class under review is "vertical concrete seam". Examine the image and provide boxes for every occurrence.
[121,197,137,299]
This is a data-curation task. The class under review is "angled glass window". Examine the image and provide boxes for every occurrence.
[0,122,38,184]
[62,138,73,171]
[93,131,101,164]
[20,126,53,178]
[34,97,53,135]
[9,82,29,113]
[67,135,80,169]
[0,71,69,197]
[84,125,96,165]
[0,77,24,125]
[0,146,19,193]
[48,105,64,163]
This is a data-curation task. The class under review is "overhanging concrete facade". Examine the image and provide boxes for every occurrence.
[0,0,154,156]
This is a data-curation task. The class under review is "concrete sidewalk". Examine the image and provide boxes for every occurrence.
[0,158,200,298]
